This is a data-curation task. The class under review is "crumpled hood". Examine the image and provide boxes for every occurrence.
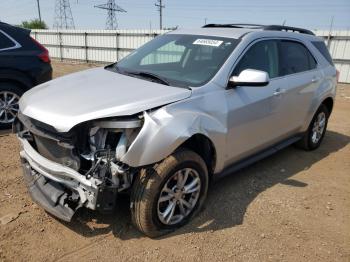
[20,67,191,132]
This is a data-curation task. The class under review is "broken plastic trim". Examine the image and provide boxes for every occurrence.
[93,119,142,129]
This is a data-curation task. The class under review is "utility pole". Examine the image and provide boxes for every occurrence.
[95,0,126,30]
[36,0,42,22]
[155,0,165,30]
[327,16,334,48]
[53,0,75,29]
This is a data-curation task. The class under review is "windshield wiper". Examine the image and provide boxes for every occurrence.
[125,71,171,86]
[111,65,172,86]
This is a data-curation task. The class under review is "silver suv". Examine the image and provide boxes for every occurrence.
[14,24,337,237]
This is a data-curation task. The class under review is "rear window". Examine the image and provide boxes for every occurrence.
[312,41,334,65]
[0,31,15,50]
[279,40,317,76]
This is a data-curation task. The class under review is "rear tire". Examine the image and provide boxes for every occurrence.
[0,83,23,129]
[296,104,329,151]
[130,149,208,238]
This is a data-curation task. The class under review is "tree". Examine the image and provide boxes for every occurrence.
[20,19,48,29]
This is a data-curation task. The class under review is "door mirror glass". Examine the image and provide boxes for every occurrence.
[228,69,270,88]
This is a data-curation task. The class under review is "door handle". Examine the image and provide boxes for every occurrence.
[273,88,286,96]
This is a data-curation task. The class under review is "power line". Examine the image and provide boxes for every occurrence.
[95,0,126,30]
[155,0,164,29]
[53,0,75,29]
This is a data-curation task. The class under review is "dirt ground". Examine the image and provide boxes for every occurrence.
[0,61,349,262]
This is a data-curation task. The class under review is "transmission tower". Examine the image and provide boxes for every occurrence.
[53,0,75,29]
[155,0,165,29]
[95,0,126,30]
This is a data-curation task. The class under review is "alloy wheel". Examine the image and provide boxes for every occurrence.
[311,112,326,144]
[157,168,201,225]
[0,91,20,124]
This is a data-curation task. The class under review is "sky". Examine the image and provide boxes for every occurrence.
[1,0,350,30]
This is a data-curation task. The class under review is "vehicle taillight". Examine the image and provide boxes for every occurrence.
[336,69,340,83]
[30,37,51,63]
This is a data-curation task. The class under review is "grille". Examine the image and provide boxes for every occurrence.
[34,135,81,171]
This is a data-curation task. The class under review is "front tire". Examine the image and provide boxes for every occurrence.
[130,149,209,238]
[296,104,329,151]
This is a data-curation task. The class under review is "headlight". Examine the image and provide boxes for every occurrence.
[88,116,143,161]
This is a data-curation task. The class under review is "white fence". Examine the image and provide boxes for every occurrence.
[314,30,350,83]
[31,29,350,83]
[31,29,169,63]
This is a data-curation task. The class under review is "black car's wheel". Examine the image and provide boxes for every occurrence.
[296,104,329,151]
[130,149,209,238]
[0,83,23,129]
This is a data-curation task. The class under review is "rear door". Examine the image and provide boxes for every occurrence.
[277,40,320,134]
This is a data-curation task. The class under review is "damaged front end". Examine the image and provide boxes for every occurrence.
[14,112,143,222]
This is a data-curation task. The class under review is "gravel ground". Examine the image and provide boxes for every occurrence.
[0,61,349,262]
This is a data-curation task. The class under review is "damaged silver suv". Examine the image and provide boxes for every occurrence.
[14,24,337,237]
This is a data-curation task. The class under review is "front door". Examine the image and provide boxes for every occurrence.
[225,39,286,165]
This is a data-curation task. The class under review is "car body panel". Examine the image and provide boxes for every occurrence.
[19,67,192,132]
[121,87,228,171]
[224,78,288,165]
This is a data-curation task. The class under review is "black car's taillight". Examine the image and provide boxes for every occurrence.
[30,36,51,63]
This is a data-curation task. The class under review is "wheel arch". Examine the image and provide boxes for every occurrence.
[0,70,33,92]
[321,97,334,115]
[178,134,217,176]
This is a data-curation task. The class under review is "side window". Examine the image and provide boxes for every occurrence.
[279,41,317,76]
[232,40,279,78]
[312,41,333,65]
[0,31,15,50]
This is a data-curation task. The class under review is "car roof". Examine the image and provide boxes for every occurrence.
[0,22,15,31]
[168,27,254,39]
[0,22,30,34]
[168,26,322,42]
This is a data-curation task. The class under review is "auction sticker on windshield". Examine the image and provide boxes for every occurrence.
[193,39,223,47]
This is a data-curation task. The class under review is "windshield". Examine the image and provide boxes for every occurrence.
[114,34,240,87]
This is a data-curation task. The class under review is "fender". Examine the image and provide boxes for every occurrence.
[300,75,336,132]
[121,96,228,173]
[0,69,33,90]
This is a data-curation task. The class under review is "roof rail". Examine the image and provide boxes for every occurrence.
[202,23,315,35]
[203,23,263,29]
[263,25,315,35]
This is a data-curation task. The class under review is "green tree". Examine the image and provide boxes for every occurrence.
[20,19,48,29]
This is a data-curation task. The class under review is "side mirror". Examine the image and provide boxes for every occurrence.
[227,69,270,89]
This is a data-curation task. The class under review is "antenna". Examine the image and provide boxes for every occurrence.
[53,0,75,29]
[155,0,165,30]
[95,0,126,30]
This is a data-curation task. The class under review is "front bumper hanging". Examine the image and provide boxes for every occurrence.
[19,137,102,221]
[21,162,76,221]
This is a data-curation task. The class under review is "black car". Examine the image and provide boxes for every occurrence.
[0,22,52,128]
